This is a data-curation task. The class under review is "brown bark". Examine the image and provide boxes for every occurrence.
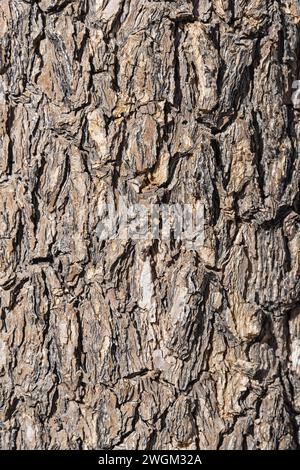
[0,0,300,450]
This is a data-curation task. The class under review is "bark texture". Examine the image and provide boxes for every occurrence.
[0,0,300,450]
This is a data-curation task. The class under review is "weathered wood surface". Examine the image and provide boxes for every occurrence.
[0,0,300,450]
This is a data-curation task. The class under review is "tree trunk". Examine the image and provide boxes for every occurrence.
[0,0,300,450]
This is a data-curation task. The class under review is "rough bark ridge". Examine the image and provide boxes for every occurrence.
[0,0,300,450]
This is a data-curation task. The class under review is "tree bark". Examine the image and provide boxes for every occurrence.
[0,0,300,450]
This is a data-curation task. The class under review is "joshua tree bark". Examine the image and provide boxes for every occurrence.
[0,0,300,450]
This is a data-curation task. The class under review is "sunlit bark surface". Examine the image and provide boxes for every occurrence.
[0,0,300,450]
